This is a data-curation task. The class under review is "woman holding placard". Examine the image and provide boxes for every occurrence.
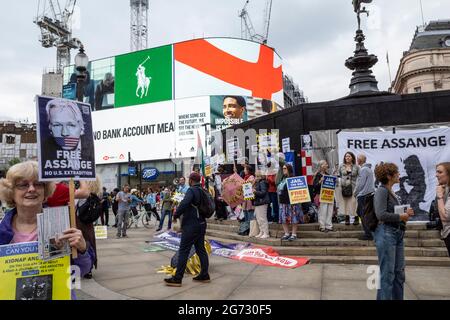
[373,163,414,300]
[253,171,271,239]
[240,165,256,237]
[338,152,360,226]
[313,160,334,233]
[436,162,450,256]
[0,161,94,299]
[277,164,303,241]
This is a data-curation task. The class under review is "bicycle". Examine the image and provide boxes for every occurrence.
[127,206,159,229]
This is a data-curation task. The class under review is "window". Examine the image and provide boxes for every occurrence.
[5,135,15,144]
[414,87,422,93]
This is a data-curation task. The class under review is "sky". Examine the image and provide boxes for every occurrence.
[0,0,449,122]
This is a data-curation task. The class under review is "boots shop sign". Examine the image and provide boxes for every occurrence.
[142,168,159,181]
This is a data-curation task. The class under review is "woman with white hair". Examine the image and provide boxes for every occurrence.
[0,161,94,298]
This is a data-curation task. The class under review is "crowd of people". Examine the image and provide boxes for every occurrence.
[0,158,449,300]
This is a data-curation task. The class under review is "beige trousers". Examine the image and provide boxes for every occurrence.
[255,204,269,236]
[338,196,357,216]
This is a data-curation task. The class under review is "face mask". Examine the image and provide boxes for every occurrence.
[54,137,80,150]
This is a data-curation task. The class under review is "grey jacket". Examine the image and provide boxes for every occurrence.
[338,164,359,189]
[374,185,405,227]
[354,163,375,198]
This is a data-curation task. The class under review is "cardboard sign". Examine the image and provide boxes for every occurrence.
[301,134,313,151]
[320,175,337,204]
[0,242,71,300]
[282,138,291,153]
[286,176,311,204]
[242,183,255,201]
[94,226,108,240]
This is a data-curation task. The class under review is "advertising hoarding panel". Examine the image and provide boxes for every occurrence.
[174,38,284,107]
[92,100,176,164]
[115,45,173,107]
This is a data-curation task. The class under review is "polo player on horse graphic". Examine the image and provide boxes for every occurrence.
[136,56,152,99]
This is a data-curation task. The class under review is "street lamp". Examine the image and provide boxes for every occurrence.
[74,45,89,102]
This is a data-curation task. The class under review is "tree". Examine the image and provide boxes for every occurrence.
[8,158,21,168]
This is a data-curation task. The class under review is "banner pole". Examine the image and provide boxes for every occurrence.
[69,179,78,259]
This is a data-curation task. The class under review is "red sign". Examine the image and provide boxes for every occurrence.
[231,246,309,269]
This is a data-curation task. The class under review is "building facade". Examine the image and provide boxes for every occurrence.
[391,20,450,94]
[0,122,37,176]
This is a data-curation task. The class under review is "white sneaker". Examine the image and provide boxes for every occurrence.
[260,234,270,239]
[255,233,263,238]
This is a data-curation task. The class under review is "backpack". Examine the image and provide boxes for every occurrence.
[193,187,215,219]
[362,193,378,232]
[77,193,102,224]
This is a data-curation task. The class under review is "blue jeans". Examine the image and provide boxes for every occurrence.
[158,209,172,230]
[373,224,405,300]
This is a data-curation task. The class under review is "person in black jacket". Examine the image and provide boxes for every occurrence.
[253,171,271,238]
[164,172,210,287]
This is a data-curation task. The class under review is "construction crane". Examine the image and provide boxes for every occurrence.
[130,0,149,52]
[34,0,81,73]
[239,0,273,45]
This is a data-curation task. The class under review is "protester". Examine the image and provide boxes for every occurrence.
[354,154,375,240]
[313,160,334,232]
[0,161,94,299]
[75,177,102,279]
[277,164,303,241]
[100,187,110,226]
[111,188,120,228]
[266,173,279,224]
[157,188,174,232]
[130,189,144,217]
[164,172,210,287]
[373,162,414,300]
[177,177,189,194]
[116,185,131,238]
[338,152,360,225]
[145,187,161,222]
[253,170,270,239]
[213,166,227,221]
[436,162,450,256]
[238,165,255,236]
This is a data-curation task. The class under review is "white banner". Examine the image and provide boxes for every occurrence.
[338,128,450,221]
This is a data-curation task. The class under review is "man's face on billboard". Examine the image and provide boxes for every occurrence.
[223,97,245,119]
[49,107,83,150]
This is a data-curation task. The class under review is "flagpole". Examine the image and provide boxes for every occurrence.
[386,51,393,89]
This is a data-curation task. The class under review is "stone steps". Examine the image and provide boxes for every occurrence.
[207,222,440,239]
[207,219,430,231]
[205,230,445,248]
[205,221,450,266]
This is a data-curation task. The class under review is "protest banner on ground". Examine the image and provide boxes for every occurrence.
[94,226,108,240]
[231,246,310,269]
[0,242,71,300]
[155,232,310,269]
[36,96,96,181]
[286,176,311,204]
[320,175,337,204]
